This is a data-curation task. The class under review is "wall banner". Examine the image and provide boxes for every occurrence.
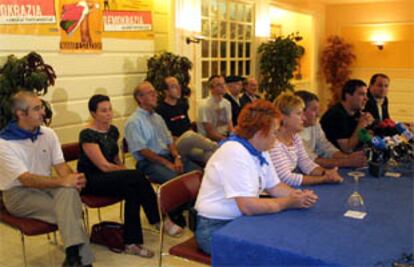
[59,0,103,53]
[0,0,56,25]
[103,10,151,32]
[103,0,153,39]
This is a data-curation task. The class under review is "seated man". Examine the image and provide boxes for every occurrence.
[364,73,390,121]
[0,91,93,267]
[156,76,217,164]
[320,79,374,153]
[295,90,366,168]
[197,75,233,142]
[223,75,243,126]
[240,76,261,108]
[125,81,201,184]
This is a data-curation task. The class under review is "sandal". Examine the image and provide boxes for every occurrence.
[165,218,184,238]
[124,244,154,258]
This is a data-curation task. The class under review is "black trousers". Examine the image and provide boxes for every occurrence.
[82,170,160,244]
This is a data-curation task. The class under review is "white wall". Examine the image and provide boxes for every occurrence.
[0,34,154,144]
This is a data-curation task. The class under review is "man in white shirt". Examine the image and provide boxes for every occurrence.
[197,75,233,141]
[295,90,366,168]
[0,91,93,267]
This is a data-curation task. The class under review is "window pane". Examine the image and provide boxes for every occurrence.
[245,25,251,39]
[229,2,236,20]
[212,61,218,75]
[246,60,251,75]
[210,0,218,17]
[245,5,252,22]
[202,61,209,78]
[238,43,243,58]
[202,81,209,98]
[246,42,251,57]
[202,40,209,57]
[220,61,227,76]
[218,0,226,19]
[238,24,244,40]
[220,21,227,39]
[211,20,218,38]
[220,41,227,57]
[230,61,236,75]
[230,42,236,58]
[236,3,244,21]
[212,40,218,58]
[202,19,210,36]
[238,61,243,75]
[230,23,236,40]
[202,1,209,17]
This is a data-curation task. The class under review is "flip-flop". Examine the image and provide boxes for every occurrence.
[124,244,154,258]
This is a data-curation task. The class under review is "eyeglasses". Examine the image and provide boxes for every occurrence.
[140,90,157,97]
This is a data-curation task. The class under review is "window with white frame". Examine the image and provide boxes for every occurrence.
[200,0,254,98]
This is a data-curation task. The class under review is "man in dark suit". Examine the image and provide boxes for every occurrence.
[223,75,243,126]
[240,77,261,108]
[364,73,390,121]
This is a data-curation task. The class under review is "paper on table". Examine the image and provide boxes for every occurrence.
[344,210,367,219]
[385,172,401,178]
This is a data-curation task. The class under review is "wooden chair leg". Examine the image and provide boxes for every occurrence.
[53,232,57,244]
[21,232,27,267]
[119,201,124,223]
[84,206,90,233]
[97,208,102,222]
[158,218,165,267]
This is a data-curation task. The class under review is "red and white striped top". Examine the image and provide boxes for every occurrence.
[269,134,319,186]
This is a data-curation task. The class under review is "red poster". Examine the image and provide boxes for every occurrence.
[0,0,56,24]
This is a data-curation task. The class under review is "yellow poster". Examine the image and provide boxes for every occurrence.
[103,0,153,39]
[59,0,103,53]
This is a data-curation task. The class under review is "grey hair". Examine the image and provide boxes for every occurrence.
[11,91,37,117]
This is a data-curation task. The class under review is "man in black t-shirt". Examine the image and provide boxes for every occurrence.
[320,79,374,153]
[156,76,217,164]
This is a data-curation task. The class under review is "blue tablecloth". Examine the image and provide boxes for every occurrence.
[212,167,414,266]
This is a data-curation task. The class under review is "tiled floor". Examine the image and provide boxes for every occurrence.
[0,203,207,267]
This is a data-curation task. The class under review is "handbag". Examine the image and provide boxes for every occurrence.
[90,221,124,253]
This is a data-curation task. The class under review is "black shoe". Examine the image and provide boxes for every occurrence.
[62,255,82,267]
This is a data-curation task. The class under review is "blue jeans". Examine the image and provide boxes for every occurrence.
[137,154,201,184]
[195,215,231,255]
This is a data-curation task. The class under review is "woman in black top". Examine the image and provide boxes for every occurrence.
[78,94,183,258]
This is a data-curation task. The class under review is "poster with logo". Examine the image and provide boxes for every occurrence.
[0,0,57,35]
[59,0,103,53]
[103,0,153,39]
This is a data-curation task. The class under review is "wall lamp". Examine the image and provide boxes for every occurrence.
[186,35,205,45]
[373,41,385,50]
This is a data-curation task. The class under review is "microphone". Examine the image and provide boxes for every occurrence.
[358,128,373,144]
[396,122,414,143]
[371,136,388,151]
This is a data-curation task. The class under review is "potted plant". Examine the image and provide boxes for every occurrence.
[258,32,305,102]
[146,52,193,101]
[321,35,356,105]
[0,51,56,129]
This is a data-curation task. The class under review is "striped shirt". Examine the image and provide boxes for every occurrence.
[269,134,319,186]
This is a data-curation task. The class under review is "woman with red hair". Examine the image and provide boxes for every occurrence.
[194,100,318,255]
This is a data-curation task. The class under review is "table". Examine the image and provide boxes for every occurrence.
[211,167,414,266]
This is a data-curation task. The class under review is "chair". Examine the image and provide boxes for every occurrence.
[121,138,161,188]
[157,170,211,266]
[0,195,57,267]
[61,142,122,231]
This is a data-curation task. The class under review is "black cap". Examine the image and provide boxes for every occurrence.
[225,75,243,83]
